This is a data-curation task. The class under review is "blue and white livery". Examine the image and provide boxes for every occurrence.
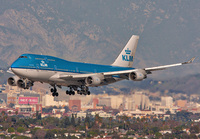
[8,35,195,96]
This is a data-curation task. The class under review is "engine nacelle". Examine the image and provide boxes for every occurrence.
[7,76,20,86]
[17,79,26,88]
[17,79,34,89]
[129,70,147,81]
[85,75,104,86]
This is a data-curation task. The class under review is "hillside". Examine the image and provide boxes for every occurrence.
[0,1,199,70]
[0,0,199,94]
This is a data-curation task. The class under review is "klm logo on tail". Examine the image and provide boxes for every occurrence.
[112,35,139,67]
[122,48,133,62]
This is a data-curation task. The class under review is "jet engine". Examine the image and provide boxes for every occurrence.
[129,70,147,81]
[85,74,104,86]
[17,79,34,89]
[7,76,20,86]
[7,76,33,89]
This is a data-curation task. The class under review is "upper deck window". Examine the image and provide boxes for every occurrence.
[19,56,28,58]
[35,58,44,60]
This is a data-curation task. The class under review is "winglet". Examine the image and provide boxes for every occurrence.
[182,57,195,64]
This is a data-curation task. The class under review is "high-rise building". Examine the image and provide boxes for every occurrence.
[126,96,135,111]
[42,94,58,107]
[110,95,124,109]
[161,96,173,107]
[132,92,149,110]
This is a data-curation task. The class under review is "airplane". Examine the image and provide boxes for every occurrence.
[7,35,195,96]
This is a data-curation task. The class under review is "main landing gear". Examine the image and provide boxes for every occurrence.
[66,86,91,96]
[50,86,59,97]
[50,85,91,97]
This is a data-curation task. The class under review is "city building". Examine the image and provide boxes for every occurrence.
[161,96,173,107]
[7,96,17,105]
[69,100,81,111]
[176,100,187,107]
[93,98,99,109]
[42,94,58,107]
[124,95,135,111]
[110,95,123,109]
[132,92,150,110]
[98,97,111,107]
[77,111,87,118]
[15,104,42,113]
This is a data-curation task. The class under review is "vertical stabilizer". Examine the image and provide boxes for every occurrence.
[112,35,139,67]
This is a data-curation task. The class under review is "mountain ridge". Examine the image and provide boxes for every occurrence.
[0,0,199,79]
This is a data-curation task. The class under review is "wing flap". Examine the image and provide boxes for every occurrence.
[59,73,104,80]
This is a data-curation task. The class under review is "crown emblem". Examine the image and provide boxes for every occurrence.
[125,48,131,54]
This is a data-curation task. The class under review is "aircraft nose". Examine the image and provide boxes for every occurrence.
[10,62,17,73]
[10,60,21,75]
[10,59,20,68]
[11,62,17,68]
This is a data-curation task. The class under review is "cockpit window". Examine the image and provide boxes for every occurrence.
[19,56,28,58]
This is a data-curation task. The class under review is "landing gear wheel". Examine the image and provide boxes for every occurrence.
[78,86,91,95]
[51,88,54,93]
[51,86,58,97]
[52,92,59,97]
[68,91,75,95]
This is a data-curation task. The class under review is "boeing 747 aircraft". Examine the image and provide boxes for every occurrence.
[7,35,195,96]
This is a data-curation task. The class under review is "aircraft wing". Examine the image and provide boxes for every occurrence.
[104,57,195,76]
[144,57,195,72]
[58,57,195,80]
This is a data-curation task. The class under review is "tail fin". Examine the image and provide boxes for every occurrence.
[112,35,139,67]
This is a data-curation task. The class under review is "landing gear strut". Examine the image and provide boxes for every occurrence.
[79,86,90,95]
[66,86,75,95]
[50,86,59,97]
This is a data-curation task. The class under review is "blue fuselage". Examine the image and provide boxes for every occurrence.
[11,54,134,74]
